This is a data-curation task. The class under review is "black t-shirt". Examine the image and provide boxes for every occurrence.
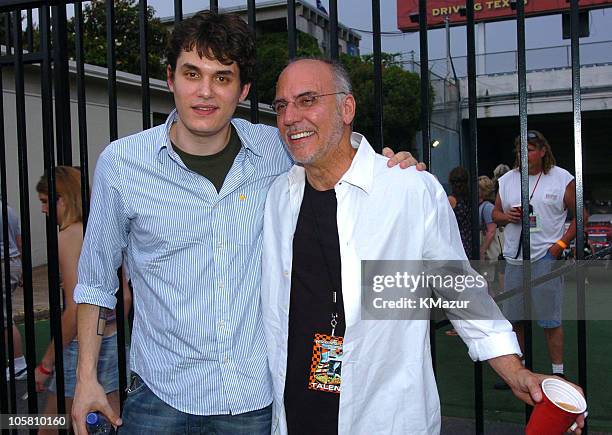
[172,124,241,192]
[284,179,346,435]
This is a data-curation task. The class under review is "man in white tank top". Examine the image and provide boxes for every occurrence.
[492,130,584,383]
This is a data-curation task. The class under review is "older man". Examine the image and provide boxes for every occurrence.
[260,58,585,434]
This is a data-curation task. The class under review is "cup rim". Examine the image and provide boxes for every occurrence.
[541,378,587,414]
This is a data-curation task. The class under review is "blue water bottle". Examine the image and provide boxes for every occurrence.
[86,412,116,435]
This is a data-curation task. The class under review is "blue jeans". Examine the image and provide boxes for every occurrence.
[119,373,272,434]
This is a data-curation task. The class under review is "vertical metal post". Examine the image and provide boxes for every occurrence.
[52,2,72,165]
[515,0,533,422]
[418,0,430,168]
[465,0,483,431]
[371,0,384,152]
[26,8,33,51]
[139,0,151,131]
[4,13,12,55]
[570,0,587,433]
[287,0,297,59]
[13,8,38,414]
[210,0,218,14]
[75,1,90,228]
[174,0,182,22]
[107,0,118,142]
[247,0,258,124]
[328,0,338,60]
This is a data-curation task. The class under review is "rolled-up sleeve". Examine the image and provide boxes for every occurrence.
[74,146,129,309]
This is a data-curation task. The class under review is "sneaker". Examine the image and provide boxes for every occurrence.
[493,379,511,390]
[6,366,28,381]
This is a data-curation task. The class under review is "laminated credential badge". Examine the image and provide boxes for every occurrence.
[308,333,343,394]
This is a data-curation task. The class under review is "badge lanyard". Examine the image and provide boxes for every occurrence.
[305,184,341,337]
[514,171,543,259]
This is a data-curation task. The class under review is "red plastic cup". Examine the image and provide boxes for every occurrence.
[526,378,587,435]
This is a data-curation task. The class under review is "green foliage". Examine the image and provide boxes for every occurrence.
[255,32,322,104]
[65,0,168,80]
[340,53,423,152]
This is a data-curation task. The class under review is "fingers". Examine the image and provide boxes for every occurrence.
[99,400,122,427]
[381,147,393,157]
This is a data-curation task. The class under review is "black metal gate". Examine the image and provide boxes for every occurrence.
[0,1,594,434]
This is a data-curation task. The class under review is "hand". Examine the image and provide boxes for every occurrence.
[72,378,121,435]
[34,363,52,392]
[505,207,522,224]
[548,243,563,259]
[508,371,586,435]
[382,147,427,171]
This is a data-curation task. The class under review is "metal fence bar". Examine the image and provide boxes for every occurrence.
[106,0,118,142]
[465,0,484,431]
[174,0,182,22]
[26,8,33,52]
[570,0,588,433]
[139,0,151,131]
[12,8,38,415]
[75,1,90,228]
[247,0,258,124]
[210,0,218,14]
[4,13,12,55]
[418,0,430,168]
[371,0,383,152]
[287,0,297,59]
[515,0,534,423]
[52,2,72,166]
[328,0,338,60]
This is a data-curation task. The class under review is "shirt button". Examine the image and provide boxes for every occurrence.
[219,281,224,288]
[223,356,230,364]
[283,270,289,277]
[219,320,225,328]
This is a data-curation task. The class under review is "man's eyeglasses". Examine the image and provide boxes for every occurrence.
[270,92,347,115]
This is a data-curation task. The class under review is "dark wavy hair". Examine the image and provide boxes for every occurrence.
[449,166,469,199]
[166,11,256,87]
[513,130,556,174]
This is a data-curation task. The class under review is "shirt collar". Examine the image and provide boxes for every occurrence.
[287,132,375,194]
[155,109,264,161]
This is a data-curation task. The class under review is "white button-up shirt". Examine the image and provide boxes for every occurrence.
[261,133,521,434]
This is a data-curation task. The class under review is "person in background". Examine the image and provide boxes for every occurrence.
[493,163,510,196]
[2,200,26,381]
[492,130,585,387]
[34,166,127,432]
[478,175,503,294]
[448,166,472,258]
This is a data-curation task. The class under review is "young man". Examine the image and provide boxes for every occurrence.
[260,58,585,434]
[492,130,583,384]
[71,12,415,434]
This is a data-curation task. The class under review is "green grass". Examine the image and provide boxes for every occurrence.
[435,271,612,432]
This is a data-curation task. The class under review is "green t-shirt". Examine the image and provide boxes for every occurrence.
[172,125,242,193]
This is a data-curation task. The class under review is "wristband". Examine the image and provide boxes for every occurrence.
[37,364,52,375]
[555,239,568,250]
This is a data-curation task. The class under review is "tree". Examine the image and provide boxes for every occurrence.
[65,0,168,79]
[255,32,322,104]
[341,52,425,152]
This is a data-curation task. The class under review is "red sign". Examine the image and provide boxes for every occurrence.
[397,0,612,31]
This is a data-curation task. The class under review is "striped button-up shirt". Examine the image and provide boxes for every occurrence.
[74,110,292,415]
